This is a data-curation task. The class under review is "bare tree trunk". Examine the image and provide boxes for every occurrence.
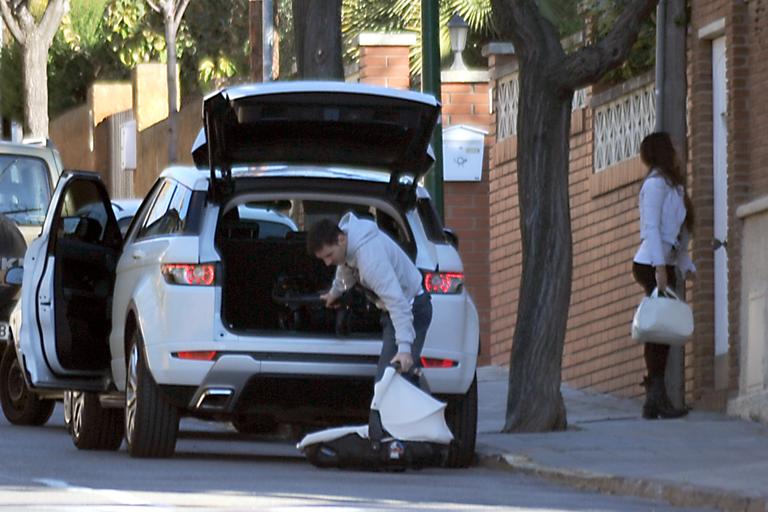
[291,0,343,79]
[504,68,572,432]
[165,14,178,164]
[22,39,48,138]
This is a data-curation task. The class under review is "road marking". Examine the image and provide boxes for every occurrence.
[35,478,177,509]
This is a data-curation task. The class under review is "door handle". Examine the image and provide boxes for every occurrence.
[712,238,727,251]
[131,250,146,260]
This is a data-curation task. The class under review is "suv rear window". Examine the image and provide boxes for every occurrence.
[136,179,196,240]
[0,155,51,226]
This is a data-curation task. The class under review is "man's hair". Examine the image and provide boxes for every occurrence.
[307,218,343,254]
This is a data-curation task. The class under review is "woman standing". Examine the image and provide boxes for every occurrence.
[633,132,696,419]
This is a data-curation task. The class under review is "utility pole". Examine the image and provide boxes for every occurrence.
[421,0,444,220]
[655,0,688,409]
[250,0,263,82]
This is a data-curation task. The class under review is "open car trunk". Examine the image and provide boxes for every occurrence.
[216,212,383,337]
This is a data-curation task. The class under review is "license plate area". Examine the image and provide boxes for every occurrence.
[0,322,9,342]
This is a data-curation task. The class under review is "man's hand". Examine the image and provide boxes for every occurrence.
[390,352,414,373]
[655,265,668,293]
[319,292,339,308]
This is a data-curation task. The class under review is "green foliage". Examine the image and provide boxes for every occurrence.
[580,0,656,85]
[0,43,24,122]
[183,0,250,94]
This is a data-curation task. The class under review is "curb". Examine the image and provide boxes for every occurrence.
[476,446,768,512]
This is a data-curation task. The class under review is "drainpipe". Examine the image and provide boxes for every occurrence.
[421,0,444,220]
[655,0,687,410]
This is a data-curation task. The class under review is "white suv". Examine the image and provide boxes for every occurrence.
[8,82,479,466]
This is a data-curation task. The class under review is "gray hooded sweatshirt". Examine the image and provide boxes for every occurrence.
[328,212,423,353]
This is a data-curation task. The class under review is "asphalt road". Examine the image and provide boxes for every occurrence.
[0,405,710,511]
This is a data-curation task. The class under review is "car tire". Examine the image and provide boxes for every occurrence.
[443,374,478,468]
[0,344,55,426]
[68,390,124,450]
[125,330,179,458]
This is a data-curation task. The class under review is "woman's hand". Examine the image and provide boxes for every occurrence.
[655,265,668,292]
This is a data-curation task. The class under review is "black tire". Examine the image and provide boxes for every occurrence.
[125,330,179,458]
[68,390,124,451]
[0,344,55,426]
[443,374,478,468]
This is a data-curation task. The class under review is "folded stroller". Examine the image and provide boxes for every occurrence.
[297,366,454,470]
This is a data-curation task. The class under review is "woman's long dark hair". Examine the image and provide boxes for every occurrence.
[640,132,694,233]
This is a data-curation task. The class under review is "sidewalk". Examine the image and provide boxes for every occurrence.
[475,366,768,512]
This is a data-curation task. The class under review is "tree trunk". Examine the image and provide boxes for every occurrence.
[22,39,48,138]
[291,0,343,79]
[503,65,573,433]
[165,14,178,164]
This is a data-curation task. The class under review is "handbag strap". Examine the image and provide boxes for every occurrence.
[651,287,681,300]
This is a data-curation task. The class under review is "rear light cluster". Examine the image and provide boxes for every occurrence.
[161,263,215,286]
[423,272,464,294]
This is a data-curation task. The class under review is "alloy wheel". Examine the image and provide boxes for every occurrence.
[125,342,139,443]
[7,356,27,410]
[70,391,85,439]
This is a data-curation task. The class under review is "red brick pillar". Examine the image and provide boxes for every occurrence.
[440,69,492,364]
[356,32,416,90]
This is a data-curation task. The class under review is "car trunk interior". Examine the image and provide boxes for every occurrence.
[216,196,414,337]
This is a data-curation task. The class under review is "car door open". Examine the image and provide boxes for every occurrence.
[20,172,122,391]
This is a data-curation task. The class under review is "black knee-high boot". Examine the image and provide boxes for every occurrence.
[642,343,688,419]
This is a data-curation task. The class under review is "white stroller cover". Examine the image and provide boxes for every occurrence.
[297,367,453,450]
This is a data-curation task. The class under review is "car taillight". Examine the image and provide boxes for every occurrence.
[173,351,218,361]
[423,272,464,294]
[420,357,458,368]
[161,263,215,286]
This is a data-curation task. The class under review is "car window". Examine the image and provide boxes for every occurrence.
[136,180,195,240]
[55,179,116,247]
[0,155,51,226]
[416,197,447,243]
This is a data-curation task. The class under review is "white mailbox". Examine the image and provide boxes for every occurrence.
[442,124,487,182]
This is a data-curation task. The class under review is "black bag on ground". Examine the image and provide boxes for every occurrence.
[297,367,453,470]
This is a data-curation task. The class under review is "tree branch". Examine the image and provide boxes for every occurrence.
[491,0,563,68]
[0,0,25,44]
[173,0,191,32]
[39,0,69,47]
[146,0,162,14]
[560,0,658,89]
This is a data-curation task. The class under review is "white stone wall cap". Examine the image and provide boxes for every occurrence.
[736,194,768,219]
[357,32,417,47]
[440,69,490,83]
[481,42,515,57]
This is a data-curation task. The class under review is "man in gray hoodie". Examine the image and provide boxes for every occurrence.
[307,212,432,380]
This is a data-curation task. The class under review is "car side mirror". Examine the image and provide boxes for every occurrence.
[5,266,23,286]
[444,228,459,249]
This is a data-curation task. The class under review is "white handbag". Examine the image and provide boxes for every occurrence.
[631,287,694,346]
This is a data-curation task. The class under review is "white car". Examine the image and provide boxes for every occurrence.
[8,82,479,465]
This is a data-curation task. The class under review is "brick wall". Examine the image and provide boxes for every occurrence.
[440,77,492,364]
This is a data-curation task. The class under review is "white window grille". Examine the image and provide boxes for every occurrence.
[593,82,656,172]
[496,73,519,139]
[496,74,588,140]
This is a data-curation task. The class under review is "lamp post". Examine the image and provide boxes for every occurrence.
[447,13,469,71]
[421,0,444,219]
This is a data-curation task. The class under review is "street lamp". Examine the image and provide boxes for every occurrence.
[447,13,469,71]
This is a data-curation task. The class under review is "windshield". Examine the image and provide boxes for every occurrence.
[0,155,52,226]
